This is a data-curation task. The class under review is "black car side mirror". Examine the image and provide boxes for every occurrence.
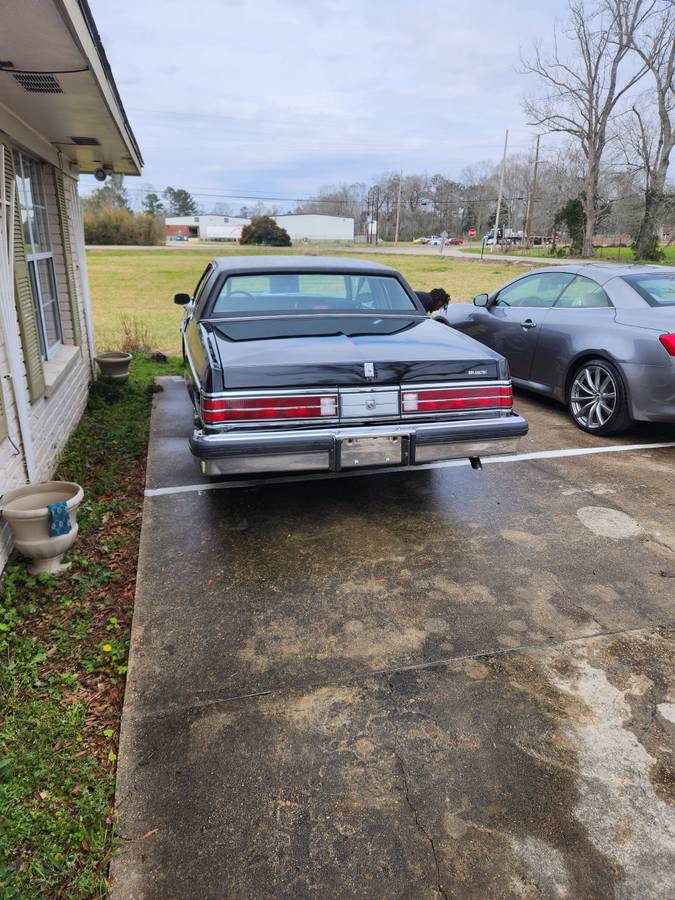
[174,292,191,305]
[473,293,490,307]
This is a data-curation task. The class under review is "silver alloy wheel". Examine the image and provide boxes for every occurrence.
[570,364,617,429]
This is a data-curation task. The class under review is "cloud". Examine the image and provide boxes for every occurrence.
[86,0,562,203]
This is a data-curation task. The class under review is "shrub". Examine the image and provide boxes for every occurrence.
[84,208,164,245]
[118,317,155,353]
[240,216,291,246]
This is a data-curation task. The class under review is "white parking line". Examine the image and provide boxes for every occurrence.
[144,440,675,497]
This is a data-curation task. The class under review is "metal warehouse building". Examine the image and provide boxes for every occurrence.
[165,215,250,241]
[165,213,354,242]
[272,214,354,241]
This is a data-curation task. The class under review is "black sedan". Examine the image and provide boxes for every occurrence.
[175,256,527,476]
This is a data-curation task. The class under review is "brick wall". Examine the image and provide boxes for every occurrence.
[0,164,93,572]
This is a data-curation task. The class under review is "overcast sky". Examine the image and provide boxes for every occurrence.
[86,0,564,208]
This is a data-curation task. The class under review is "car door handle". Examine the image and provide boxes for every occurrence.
[520,319,536,329]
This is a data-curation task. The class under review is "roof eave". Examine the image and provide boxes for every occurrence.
[56,0,143,174]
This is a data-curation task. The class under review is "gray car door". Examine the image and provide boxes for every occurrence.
[477,271,576,380]
[530,274,615,399]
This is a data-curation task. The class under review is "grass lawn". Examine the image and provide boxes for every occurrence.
[460,244,675,264]
[87,246,537,355]
[0,355,183,898]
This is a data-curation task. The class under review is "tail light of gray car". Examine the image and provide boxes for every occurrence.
[401,384,513,414]
[201,392,339,424]
[659,334,675,356]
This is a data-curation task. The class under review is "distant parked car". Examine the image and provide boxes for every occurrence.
[170,234,187,242]
[440,264,675,434]
[426,236,443,246]
[446,238,463,245]
[412,237,428,244]
[175,256,527,476]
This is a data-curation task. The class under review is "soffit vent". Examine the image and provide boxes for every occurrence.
[70,136,100,146]
[13,73,63,93]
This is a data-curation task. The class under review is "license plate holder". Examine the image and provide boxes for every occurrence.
[340,435,403,468]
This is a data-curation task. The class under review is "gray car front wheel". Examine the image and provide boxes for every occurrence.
[568,359,631,436]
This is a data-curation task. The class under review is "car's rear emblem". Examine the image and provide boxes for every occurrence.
[364,362,375,378]
[366,399,376,410]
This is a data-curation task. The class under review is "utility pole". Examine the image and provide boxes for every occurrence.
[491,128,508,253]
[394,171,403,245]
[523,133,540,246]
[373,186,380,244]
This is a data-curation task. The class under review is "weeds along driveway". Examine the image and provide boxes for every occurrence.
[111,378,675,899]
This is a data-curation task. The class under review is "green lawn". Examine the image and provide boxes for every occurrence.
[86,246,537,355]
[460,244,675,264]
[0,356,183,897]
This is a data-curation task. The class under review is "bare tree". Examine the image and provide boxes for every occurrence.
[627,4,675,258]
[522,0,656,256]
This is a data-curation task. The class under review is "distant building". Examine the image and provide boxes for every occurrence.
[165,215,249,241]
[273,214,354,242]
[165,213,354,243]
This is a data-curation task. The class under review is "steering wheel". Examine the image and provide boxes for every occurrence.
[228,289,254,299]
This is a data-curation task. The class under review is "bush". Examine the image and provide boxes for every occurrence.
[118,317,155,353]
[240,216,291,246]
[84,208,164,245]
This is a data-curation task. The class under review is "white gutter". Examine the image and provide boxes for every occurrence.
[0,155,35,481]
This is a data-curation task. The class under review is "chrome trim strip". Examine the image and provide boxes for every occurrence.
[400,380,511,390]
[200,379,511,399]
[202,313,426,323]
[193,416,527,447]
[201,387,340,399]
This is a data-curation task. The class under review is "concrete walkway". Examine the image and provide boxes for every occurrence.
[112,379,675,899]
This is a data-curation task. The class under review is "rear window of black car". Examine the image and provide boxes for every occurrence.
[623,274,675,306]
[210,273,418,315]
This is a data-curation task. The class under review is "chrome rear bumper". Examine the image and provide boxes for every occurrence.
[189,414,528,476]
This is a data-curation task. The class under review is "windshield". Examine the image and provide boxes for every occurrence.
[211,272,418,315]
[623,274,675,306]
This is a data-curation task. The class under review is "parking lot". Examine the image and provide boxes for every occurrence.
[112,379,675,899]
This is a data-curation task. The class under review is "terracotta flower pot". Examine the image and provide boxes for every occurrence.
[95,351,132,381]
[0,481,84,575]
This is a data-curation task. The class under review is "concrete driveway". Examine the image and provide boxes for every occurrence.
[112,379,675,899]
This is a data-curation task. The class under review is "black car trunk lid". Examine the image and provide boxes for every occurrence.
[207,315,502,389]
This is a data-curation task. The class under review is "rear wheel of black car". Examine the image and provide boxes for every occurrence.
[567,359,631,435]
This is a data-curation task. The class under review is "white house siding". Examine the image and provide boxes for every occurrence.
[0,159,93,571]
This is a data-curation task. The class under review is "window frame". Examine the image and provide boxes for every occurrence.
[553,275,612,309]
[495,272,576,309]
[204,270,423,319]
[14,150,62,359]
[621,273,675,307]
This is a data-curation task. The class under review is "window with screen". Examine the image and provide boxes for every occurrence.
[14,151,61,358]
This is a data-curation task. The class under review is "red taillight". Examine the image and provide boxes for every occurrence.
[402,384,512,413]
[659,333,675,356]
[202,393,338,424]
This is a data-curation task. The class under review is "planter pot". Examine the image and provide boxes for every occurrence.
[0,481,84,575]
[95,351,132,381]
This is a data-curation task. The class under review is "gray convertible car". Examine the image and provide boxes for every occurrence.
[176,256,528,476]
[440,264,675,435]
